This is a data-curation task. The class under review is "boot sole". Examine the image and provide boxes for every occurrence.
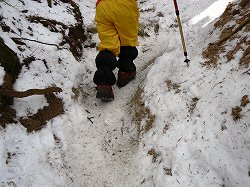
[98,97,114,102]
[117,77,135,88]
[96,88,114,102]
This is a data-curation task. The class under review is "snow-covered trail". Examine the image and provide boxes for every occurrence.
[61,33,171,186]
[63,81,141,186]
[56,0,233,185]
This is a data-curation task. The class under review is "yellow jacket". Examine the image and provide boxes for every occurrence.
[95,0,139,56]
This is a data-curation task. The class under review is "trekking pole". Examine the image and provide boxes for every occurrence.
[172,0,190,66]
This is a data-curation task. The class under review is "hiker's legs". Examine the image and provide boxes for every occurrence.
[113,0,139,87]
[117,46,138,72]
[114,0,139,47]
[95,0,120,56]
[116,46,138,88]
[93,50,116,101]
[93,50,117,86]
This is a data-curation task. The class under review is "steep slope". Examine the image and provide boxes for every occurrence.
[137,0,250,186]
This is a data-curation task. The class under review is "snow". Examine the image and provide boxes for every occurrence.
[0,67,5,86]
[191,0,234,26]
[1,0,250,186]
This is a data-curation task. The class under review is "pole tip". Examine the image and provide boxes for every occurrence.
[184,58,190,66]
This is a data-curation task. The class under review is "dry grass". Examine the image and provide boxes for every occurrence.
[241,95,249,107]
[231,95,249,121]
[148,148,160,163]
[165,80,181,93]
[240,46,250,65]
[138,23,150,38]
[202,0,250,66]
[188,97,199,115]
[231,106,242,121]
[129,87,155,135]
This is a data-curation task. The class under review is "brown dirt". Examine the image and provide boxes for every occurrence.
[164,168,172,176]
[165,80,181,93]
[0,72,64,132]
[202,0,250,66]
[129,87,155,134]
[240,95,249,107]
[0,38,64,132]
[231,106,242,121]
[0,15,11,32]
[188,97,199,115]
[0,74,17,126]
[0,87,62,98]
[0,39,21,126]
[240,46,250,65]
[20,93,64,132]
[0,38,22,80]
[231,95,249,121]
[147,148,159,163]
[27,15,86,60]
[0,1,87,131]
[226,37,245,62]
[27,1,87,60]
[240,0,249,8]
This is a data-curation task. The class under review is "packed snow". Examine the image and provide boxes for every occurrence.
[0,0,249,187]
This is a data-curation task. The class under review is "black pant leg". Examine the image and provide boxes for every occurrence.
[117,46,138,72]
[93,50,117,85]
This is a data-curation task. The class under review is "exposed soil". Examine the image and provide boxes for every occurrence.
[188,97,199,115]
[0,87,62,98]
[130,87,155,134]
[0,74,17,126]
[0,37,64,132]
[148,148,160,163]
[165,79,181,93]
[164,167,172,176]
[27,14,87,60]
[0,1,92,132]
[20,93,64,132]
[231,95,249,121]
[231,106,242,121]
[0,39,21,80]
[202,0,250,66]
[241,95,249,107]
[0,72,64,132]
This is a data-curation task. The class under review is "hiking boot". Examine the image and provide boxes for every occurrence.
[96,85,114,102]
[117,71,136,88]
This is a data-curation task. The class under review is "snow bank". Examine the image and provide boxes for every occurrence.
[0,67,5,86]
[138,0,250,186]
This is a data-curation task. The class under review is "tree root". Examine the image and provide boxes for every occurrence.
[20,93,64,132]
[11,37,67,50]
[0,87,62,98]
